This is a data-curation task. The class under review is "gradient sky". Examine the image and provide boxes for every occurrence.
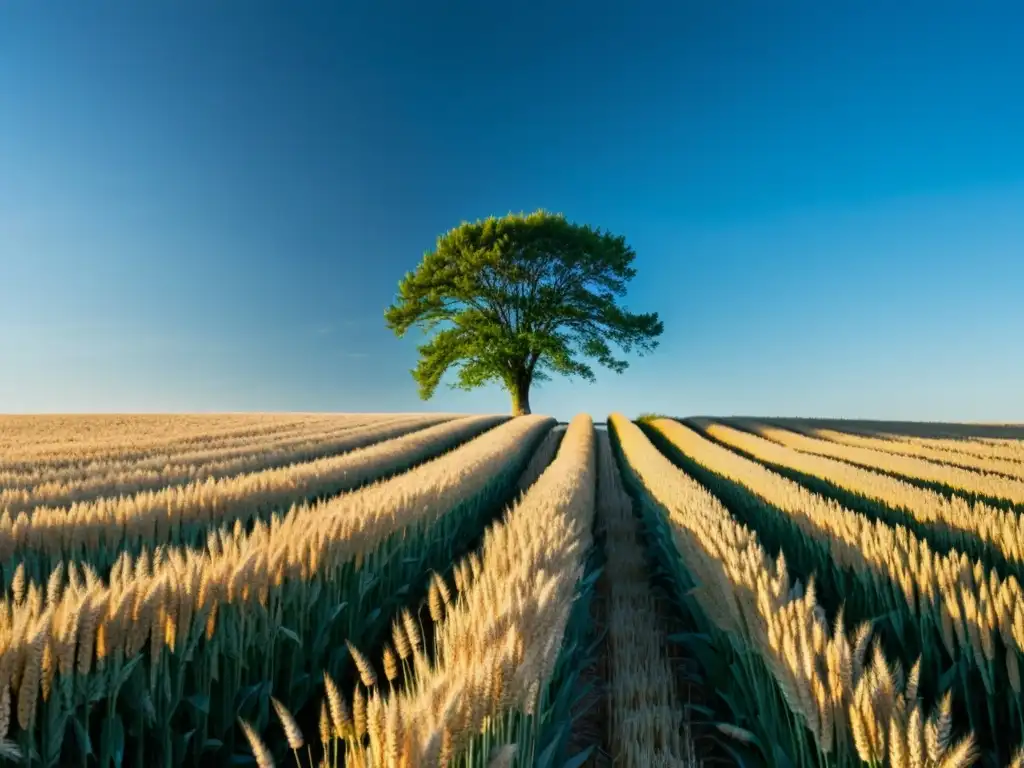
[2,2,1023,420]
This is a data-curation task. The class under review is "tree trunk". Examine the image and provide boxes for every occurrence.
[510,373,532,415]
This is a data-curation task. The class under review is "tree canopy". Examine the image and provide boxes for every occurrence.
[384,210,664,415]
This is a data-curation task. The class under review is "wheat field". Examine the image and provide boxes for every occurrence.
[0,413,1022,767]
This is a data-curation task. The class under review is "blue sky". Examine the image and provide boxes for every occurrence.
[2,1,1022,420]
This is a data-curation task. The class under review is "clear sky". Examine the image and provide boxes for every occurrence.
[2,1,1022,420]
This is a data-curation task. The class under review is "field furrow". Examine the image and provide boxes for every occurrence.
[596,429,697,767]
[515,423,567,494]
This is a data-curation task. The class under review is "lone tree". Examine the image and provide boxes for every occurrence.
[384,210,664,415]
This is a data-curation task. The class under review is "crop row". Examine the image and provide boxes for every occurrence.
[610,413,975,767]
[649,417,1024,759]
[892,435,1024,464]
[0,415,385,490]
[775,425,1024,480]
[0,414,550,765]
[6,409,1017,767]
[0,415,334,465]
[0,414,463,471]
[314,414,597,766]
[740,421,1024,507]
[700,420,1024,576]
[0,415,505,592]
[0,416,453,515]
[756,418,1024,443]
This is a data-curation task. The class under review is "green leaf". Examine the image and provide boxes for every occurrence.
[716,723,764,751]
[938,661,960,693]
[184,694,210,715]
[327,602,349,623]
[86,675,107,703]
[202,739,224,753]
[534,725,563,768]
[277,626,301,645]
[100,715,125,768]
[234,682,268,719]
[578,566,603,592]
[329,645,349,671]
[114,655,143,690]
[358,573,378,600]
[73,718,93,757]
[771,742,797,767]
[307,579,322,604]
[570,680,596,712]
[583,631,606,658]
[561,745,595,768]
[178,729,196,751]
[552,669,579,716]
[313,602,349,657]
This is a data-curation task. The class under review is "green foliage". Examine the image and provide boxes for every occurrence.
[384,210,663,413]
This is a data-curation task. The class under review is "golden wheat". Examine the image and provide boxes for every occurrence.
[754,418,1024,443]
[0,414,381,490]
[893,434,1024,465]
[773,424,1024,480]
[0,415,449,514]
[700,419,1024,572]
[0,415,503,572]
[0,414,320,463]
[610,414,976,764]
[0,415,551,749]
[345,414,596,766]
[0,413,459,470]
[744,421,1024,506]
[652,419,1024,704]
[842,428,1024,464]
[6,410,1010,766]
